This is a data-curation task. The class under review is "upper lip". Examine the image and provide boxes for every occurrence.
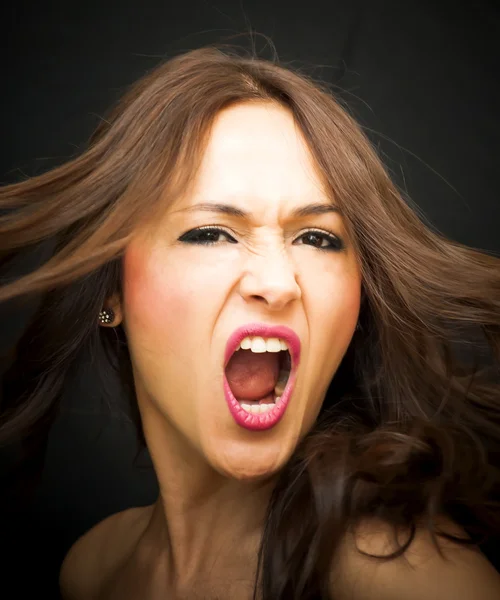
[224,322,301,371]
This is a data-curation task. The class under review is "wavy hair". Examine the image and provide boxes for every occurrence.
[1,43,499,599]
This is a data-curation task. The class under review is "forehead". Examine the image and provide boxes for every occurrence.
[174,102,331,212]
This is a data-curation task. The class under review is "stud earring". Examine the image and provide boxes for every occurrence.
[98,307,115,325]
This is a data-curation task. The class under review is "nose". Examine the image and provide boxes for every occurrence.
[238,246,302,311]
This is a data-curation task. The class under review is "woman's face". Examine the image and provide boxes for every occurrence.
[117,101,362,481]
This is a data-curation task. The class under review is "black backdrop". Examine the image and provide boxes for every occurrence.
[1,1,499,597]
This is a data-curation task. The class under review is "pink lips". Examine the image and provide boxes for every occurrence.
[223,323,301,431]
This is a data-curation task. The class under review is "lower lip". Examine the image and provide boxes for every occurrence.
[223,372,296,431]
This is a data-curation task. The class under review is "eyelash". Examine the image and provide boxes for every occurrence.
[179,225,345,252]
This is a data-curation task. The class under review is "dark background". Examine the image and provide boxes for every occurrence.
[1,0,499,597]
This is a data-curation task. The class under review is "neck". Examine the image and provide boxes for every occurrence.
[138,403,276,588]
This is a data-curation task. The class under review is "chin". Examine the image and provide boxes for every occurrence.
[222,463,282,482]
[211,443,293,481]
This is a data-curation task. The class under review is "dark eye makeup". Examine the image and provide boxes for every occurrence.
[178,225,345,252]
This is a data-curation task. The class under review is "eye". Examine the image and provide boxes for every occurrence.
[178,226,237,245]
[294,229,345,252]
[178,226,345,252]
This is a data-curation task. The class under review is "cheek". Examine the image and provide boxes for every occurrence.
[313,264,361,329]
[336,279,362,328]
[306,264,361,379]
[122,245,192,337]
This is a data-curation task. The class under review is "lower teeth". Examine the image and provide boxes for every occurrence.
[237,366,289,415]
[273,367,289,397]
[240,397,281,414]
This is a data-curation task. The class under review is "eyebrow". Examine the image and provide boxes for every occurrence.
[179,201,341,219]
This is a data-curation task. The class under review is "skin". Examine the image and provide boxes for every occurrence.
[61,100,500,600]
[101,100,362,594]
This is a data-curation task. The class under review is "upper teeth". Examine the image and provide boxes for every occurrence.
[237,336,289,353]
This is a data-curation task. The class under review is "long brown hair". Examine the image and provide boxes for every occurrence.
[1,43,499,600]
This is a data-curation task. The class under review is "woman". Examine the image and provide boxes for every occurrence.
[0,45,499,600]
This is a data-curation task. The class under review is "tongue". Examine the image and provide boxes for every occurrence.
[225,350,280,401]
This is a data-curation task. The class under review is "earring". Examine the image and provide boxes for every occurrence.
[98,307,115,325]
[356,322,361,331]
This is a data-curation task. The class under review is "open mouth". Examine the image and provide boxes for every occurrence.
[224,346,292,415]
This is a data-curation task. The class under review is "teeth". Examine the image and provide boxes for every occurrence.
[237,336,289,353]
[250,337,268,353]
[240,337,252,350]
[233,336,292,401]
[239,397,281,414]
[274,369,289,397]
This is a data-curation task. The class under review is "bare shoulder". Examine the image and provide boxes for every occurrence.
[59,505,152,600]
[331,515,500,600]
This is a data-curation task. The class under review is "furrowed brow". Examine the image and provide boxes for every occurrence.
[179,201,341,219]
